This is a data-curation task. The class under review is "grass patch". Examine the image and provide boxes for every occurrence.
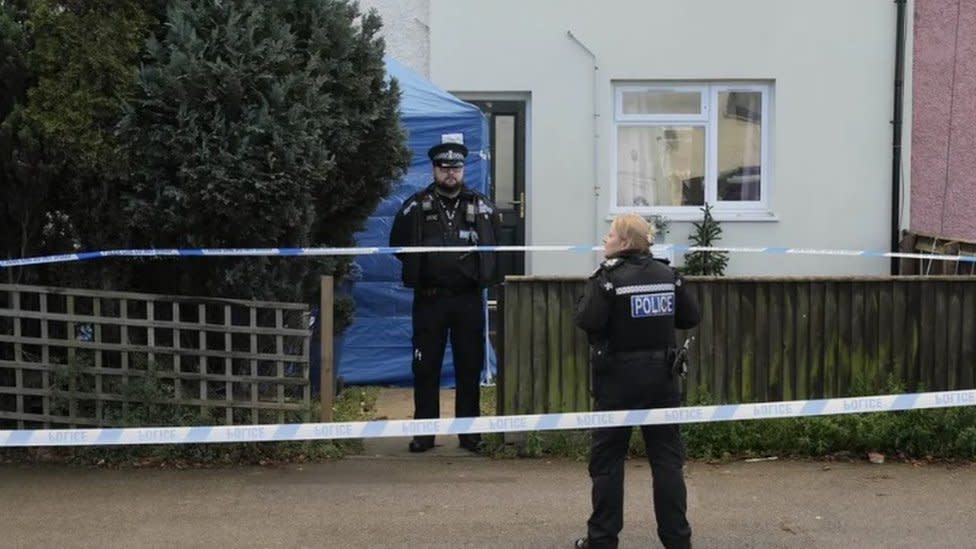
[0,383,380,468]
[8,380,972,466]
[476,385,976,463]
[478,385,590,460]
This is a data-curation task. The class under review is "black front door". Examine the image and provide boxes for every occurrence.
[470,100,526,289]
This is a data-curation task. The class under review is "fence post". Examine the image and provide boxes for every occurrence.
[898,231,917,275]
[320,276,334,421]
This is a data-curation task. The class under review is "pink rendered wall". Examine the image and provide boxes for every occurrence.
[912,0,976,241]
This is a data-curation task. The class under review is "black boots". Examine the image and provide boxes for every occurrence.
[459,435,485,454]
[409,435,484,454]
[408,437,434,453]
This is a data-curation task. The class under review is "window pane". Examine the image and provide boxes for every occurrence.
[621,90,701,115]
[717,91,762,201]
[493,115,516,203]
[617,126,705,207]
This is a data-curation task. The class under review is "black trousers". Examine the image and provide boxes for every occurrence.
[587,356,691,549]
[411,290,484,446]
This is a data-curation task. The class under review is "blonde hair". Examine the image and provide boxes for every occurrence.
[610,213,655,251]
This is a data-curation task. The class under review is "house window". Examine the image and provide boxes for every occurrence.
[612,83,771,219]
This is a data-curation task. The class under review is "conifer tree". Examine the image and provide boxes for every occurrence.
[118,0,409,302]
[681,203,729,276]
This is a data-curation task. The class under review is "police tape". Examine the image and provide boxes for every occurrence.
[2,389,974,448]
[2,244,975,269]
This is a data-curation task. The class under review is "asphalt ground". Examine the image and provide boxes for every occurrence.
[2,456,974,549]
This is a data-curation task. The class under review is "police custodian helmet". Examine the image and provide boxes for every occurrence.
[428,142,468,168]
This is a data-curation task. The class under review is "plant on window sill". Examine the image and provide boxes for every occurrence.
[647,214,670,242]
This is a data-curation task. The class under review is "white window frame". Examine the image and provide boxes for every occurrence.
[610,82,773,222]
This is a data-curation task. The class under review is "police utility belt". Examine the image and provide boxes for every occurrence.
[610,349,670,362]
[593,344,691,378]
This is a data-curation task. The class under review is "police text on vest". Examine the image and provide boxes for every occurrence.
[630,292,675,318]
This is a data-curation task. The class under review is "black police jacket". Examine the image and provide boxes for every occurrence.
[575,251,700,353]
[389,183,502,289]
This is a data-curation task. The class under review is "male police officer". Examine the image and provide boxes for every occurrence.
[389,135,501,454]
[573,213,700,549]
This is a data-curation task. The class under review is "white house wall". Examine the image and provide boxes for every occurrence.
[360,0,431,77]
[429,0,898,276]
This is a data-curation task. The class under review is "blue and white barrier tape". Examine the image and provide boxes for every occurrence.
[2,244,974,269]
[2,389,973,447]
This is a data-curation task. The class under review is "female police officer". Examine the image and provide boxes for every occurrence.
[573,213,700,549]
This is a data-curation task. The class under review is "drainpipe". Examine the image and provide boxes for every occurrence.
[891,0,907,274]
[567,30,601,253]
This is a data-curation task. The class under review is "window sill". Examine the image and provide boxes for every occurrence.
[606,210,779,223]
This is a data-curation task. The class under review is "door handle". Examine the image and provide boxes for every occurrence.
[509,192,525,219]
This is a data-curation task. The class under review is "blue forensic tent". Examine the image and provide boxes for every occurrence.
[336,57,495,387]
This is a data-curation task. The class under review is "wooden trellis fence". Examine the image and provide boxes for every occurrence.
[0,284,311,429]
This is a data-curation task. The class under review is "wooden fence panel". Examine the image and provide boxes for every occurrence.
[962,284,976,388]
[0,284,310,429]
[499,276,976,415]
[701,281,738,400]
[558,282,579,412]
